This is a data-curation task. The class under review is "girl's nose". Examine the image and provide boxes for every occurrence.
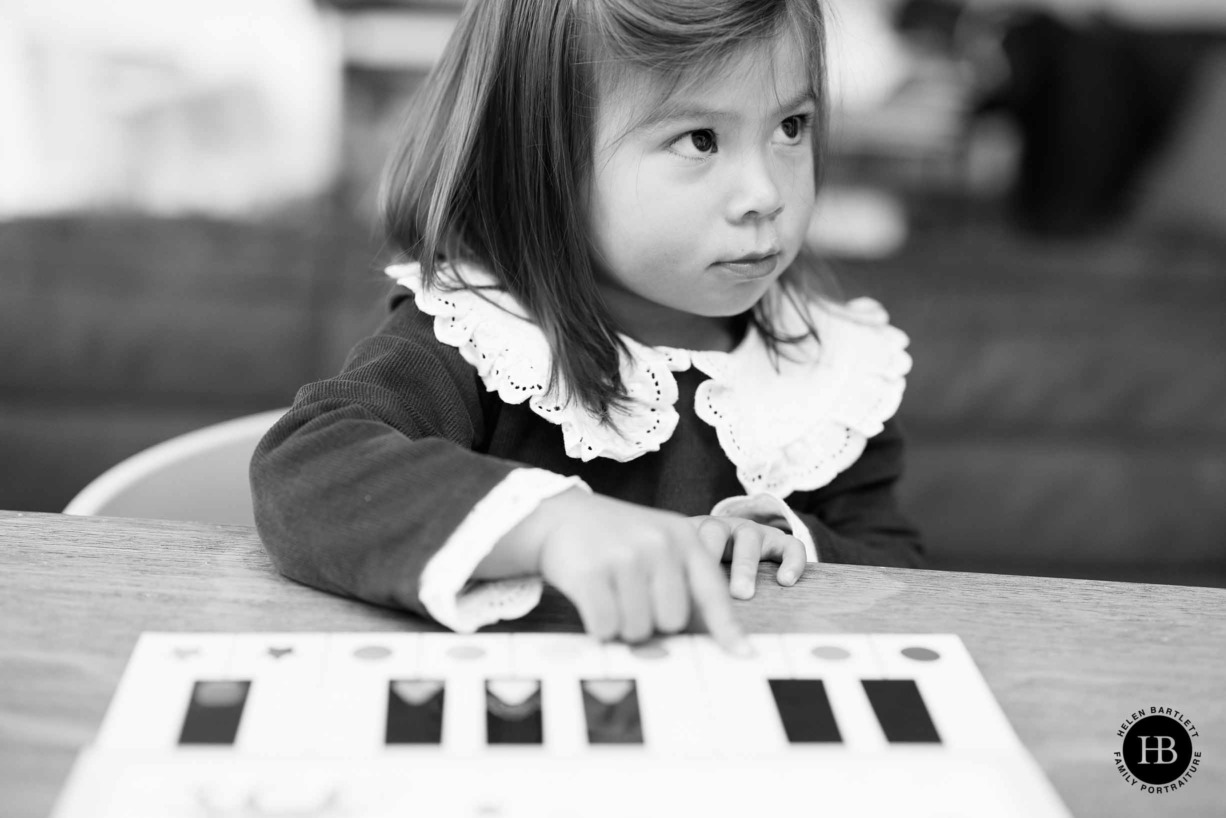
[726,153,784,223]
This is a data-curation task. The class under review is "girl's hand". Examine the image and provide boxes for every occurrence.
[490,489,751,655]
[688,516,807,601]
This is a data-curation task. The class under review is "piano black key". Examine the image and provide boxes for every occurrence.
[768,679,842,743]
[862,679,941,743]
[486,680,544,745]
[178,680,249,745]
[581,679,644,745]
[386,680,445,744]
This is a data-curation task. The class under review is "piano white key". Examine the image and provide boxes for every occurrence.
[600,636,711,757]
[416,633,513,676]
[416,633,512,755]
[690,636,787,757]
[226,633,327,756]
[317,633,422,756]
[226,633,327,681]
[508,633,607,677]
[743,633,792,676]
[509,634,600,757]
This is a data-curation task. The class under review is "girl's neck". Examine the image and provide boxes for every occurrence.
[600,284,746,352]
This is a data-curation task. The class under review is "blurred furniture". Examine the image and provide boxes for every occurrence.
[1,208,1224,588]
[0,207,386,517]
[982,11,1226,234]
[2,511,1223,818]
[63,408,286,526]
[845,224,1226,587]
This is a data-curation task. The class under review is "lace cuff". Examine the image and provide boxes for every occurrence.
[709,493,819,563]
[419,469,591,633]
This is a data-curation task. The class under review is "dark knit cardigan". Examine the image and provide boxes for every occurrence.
[250,287,924,623]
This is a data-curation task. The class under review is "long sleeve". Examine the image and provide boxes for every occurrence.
[704,420,922,569]
[790,418,924,567]
[250,290,541,620]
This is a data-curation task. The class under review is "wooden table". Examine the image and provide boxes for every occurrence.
[1,510,1223,817]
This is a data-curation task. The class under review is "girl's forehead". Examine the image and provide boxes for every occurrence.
[599,31,812,132]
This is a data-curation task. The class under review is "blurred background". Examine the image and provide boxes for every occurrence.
[2,0,1224,587]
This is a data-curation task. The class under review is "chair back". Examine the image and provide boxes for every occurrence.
[63,409,287,526]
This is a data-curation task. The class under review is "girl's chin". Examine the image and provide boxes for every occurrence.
[700,277,778,316]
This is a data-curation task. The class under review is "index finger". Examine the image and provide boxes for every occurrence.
[680,538,754,657]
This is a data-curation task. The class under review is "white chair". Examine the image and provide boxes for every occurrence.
[63,409,288,527]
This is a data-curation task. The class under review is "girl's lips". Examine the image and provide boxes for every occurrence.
[713,253,779,280]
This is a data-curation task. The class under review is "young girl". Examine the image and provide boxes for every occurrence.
[251,0,921,655]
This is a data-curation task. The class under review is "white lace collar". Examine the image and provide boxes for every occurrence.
[387,261,910,496]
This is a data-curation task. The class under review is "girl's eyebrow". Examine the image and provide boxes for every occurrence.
[633,89,816,133]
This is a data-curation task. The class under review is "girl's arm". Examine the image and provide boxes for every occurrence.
[249,291,554,621]
[250,291,749,649]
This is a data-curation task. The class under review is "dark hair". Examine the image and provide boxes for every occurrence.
[382,0,831,422]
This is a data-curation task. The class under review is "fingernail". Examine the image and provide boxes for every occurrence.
[732,638,756,658]
[780,570,796,585]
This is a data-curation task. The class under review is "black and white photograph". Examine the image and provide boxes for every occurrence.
[1,0,1223,815]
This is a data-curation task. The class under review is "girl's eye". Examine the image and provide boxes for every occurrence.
[690,130,716,152]
[669,128,718,159]
[778,114,810,143]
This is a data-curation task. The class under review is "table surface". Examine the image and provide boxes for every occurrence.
[1,510,1223,818]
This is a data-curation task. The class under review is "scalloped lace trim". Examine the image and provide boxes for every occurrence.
[390,262,685,463]
[387,262,910,496]
[688,296,911,495]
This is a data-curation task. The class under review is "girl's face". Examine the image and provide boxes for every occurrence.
[588,31,817,348]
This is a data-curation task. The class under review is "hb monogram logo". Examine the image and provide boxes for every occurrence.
[1137,735,1179,765]
[1114,708,1203,794]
